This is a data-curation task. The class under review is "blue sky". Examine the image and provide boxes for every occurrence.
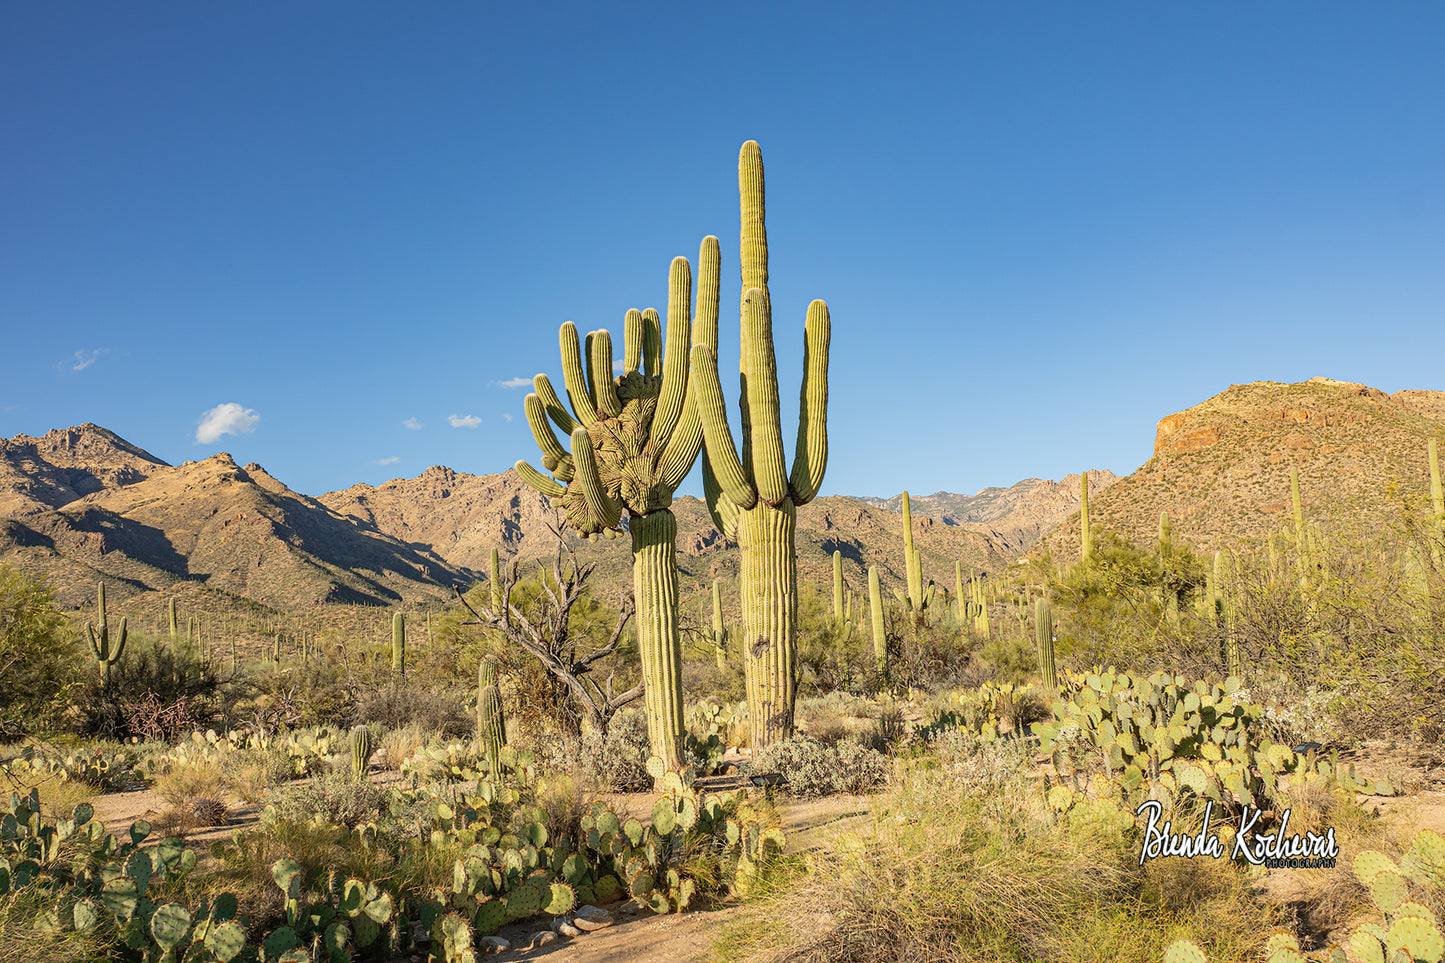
[3,3,1442,500]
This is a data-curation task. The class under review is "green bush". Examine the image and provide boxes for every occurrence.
[0,564,82,740]
[751,733,891,797]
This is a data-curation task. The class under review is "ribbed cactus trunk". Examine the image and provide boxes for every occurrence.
[1079,473,1093,562]
[711,578,727,670]
[350,725,373,782]
[954,561,966,624]
[1035,597,1056,690]
[168,598,178,647]
[632,511,684,771]
[901,492,923,615]
[736,501,797,748]
[832,550,845,628]
[392,612,405,677]
[868,566,887,680]
[477,660,506,781]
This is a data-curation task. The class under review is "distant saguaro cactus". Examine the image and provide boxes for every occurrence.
[86,582,127,689]
[868,567,887,680]
[392,612,405,676]
[694,141,831,749]
[1079,473,1093,562]
[1035,597,1056,690]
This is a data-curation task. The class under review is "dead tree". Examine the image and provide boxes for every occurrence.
[455,528,642,739]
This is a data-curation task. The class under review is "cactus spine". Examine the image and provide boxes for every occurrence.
[1079,472,1093,562]
[868,566,887,679]
[392,612,405,676]
[476,660,506,781]
[694,141,830,749]
[1035,597,1056,690]
[85,582,127,688]
[349,725,373,782]
[515,238,720,772]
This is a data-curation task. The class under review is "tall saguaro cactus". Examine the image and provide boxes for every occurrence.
[1079,472,1093,562]
[694,141,831,749]
[868,566,887,680]
[86,582,127,689]
[514,240,720,772]
[477,660,506,781]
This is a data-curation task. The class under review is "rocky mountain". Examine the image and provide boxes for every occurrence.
[1035,378,1445,561]
[851,470,1121,554]
[0,426,472,614]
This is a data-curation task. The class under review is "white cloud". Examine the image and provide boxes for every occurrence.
[493,376,531,389]
[70,348,109,371]
[373,456,401,465]
[448,414,482,429]
[402,417,423,430]
[501,412,513,422]
[196,403,260,444]
[613,359,624,373]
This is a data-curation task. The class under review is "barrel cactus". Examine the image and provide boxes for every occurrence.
[694,141,831,749]
[514,240,720,771]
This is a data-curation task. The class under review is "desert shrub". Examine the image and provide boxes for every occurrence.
[520,709,652,791]
[266,763,385,828]
[0,564,84,741]
[76,635,233,739]
[750,734,891,797]
[353,679,471,739]
[248,661,361,730]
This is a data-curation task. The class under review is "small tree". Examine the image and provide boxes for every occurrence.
[0,564,80,740]
[454,528,642,740]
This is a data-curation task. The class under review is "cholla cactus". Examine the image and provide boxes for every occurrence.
[514,240,720,772]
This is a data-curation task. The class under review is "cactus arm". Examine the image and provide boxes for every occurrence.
[742,288,789,506]
[515,460,566,498]
[589,329,621,418]
[533,374,579,436]
[694,236,721,354]
[788,299,831,505]
[642,307,662,377]
[702,451,741,541]
[569,428,623,531]
[658,369,703,491]
[623,308,644,376]
[524,393,571,470]
[86,621,102,660]
[692,343,757,510]
[738,140,768,315]
[559,322,597,427]
[652,257,693,450]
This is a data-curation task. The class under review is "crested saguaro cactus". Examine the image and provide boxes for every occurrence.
[514,239,720,772]
[86,582,127,689]
[694,141,831,749]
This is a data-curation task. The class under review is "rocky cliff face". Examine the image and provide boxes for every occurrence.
[1038,378,1445,561]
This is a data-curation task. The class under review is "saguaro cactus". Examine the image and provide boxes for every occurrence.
[350,725,373,782]
[711,579,728,669]
[868,566,887,680]
[476,660,506,780]
[168,598,179,647]
[86,582,127,688]
[1290,467,1309,591]
[1035,597,1056,690]
[392,612,405,677]
[1079,473,1093,562]
[514,240,720,772]
[832,550,846,627]
[694,141,831,749]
